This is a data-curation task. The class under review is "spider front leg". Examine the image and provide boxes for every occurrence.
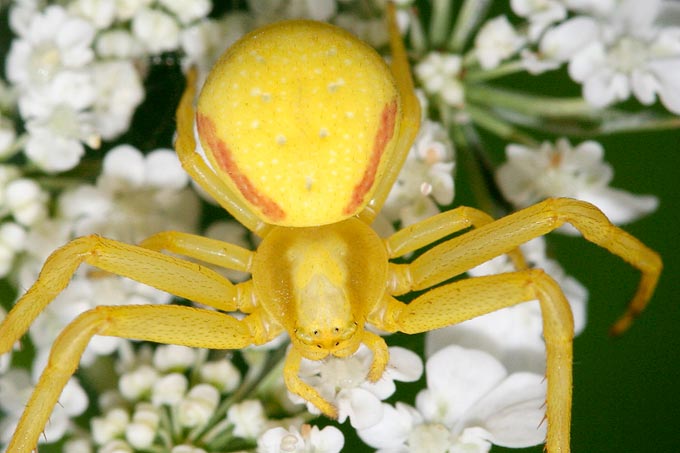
[8,304,264,453]
[382,270,574,452]
[284,347,338,419]
[283,330,389,419]
[408,198,661,335]
[0,235,272,453]
[384,206,527,284]
[0,235,239,351]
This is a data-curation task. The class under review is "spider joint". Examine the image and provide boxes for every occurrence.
[387,263,412,295]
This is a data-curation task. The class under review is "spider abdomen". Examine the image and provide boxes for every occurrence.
[196,20,402,227]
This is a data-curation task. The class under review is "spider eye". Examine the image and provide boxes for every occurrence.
[335,342,340,346]
[317,344,322,348]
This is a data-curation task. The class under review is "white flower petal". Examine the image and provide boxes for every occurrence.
[475,15,524,70]
[631,69,660,105]
[541,17,599,62]
[179,384,220,428]
[422,346,507,426]
[258,426,294,452]
[60,377,89,417]
[102,144,146,186]
[425,304,547,375]
[648,59,680,114]
[145,149,189,189]
[92,60,144,140]
[150,373,186,406]
[227,399,267,438]
[308,425,345,452]
[568,42,606,83]
[159,0,211,24]
[462,372,546,448]
[617,0,661,31]
[59,184,111,221]
[576,186,659,225]
[132,8,180,54]
[200,359,241,392]
[384,346,423,383]
[357,402,419,449]
[582,70,630,107]
[152,344,196,371]
[337,387,384,429]
[25,128,85,173]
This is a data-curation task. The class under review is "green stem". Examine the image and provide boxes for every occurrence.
[465,104,538,146]
[407,7,428,55]
[448,0,491,52]
[488,104,680,136]
[200,419,235,450]
[0,132,26,161]
[451,124,495,215]
[196,344,288,445]
[429,0,455,48]
[584,113,680,135]
[452,123,514,217]
[464,60,527,82]
[466,84,600,118]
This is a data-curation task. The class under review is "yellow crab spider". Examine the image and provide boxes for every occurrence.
[0,5,661,453]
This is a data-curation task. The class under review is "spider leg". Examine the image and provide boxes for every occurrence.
[7,304,267,453]
[362,330,390,382]
[0,235,248,355]
[140,230,254,273]
[284,347,338,419]
[382,269,573,453]
[176,69,271,237]
[405,198,661,334]
[359,2,421,223]
[385,206,527,286]
[283,331,388,419]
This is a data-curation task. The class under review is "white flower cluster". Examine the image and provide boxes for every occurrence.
[497,138,658,228]
[85,344,242,452]
[15,145,199,371]
[68,342,345,453]
[0,164,47,277]
[0,0,218,288]
[291,345,423,429]
[415,52,465,107]
[0,368,88,447]
[410,0,680,115]
[0,144,199,448]
[5,0,215,174]
[517,0,680,113]
[358,345,547,452]
[383,111,456,227]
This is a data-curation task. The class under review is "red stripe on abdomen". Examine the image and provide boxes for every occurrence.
[196,113,286,222]
[343,99,398,215]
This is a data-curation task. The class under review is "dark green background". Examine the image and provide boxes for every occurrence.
[549,130,680,453]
